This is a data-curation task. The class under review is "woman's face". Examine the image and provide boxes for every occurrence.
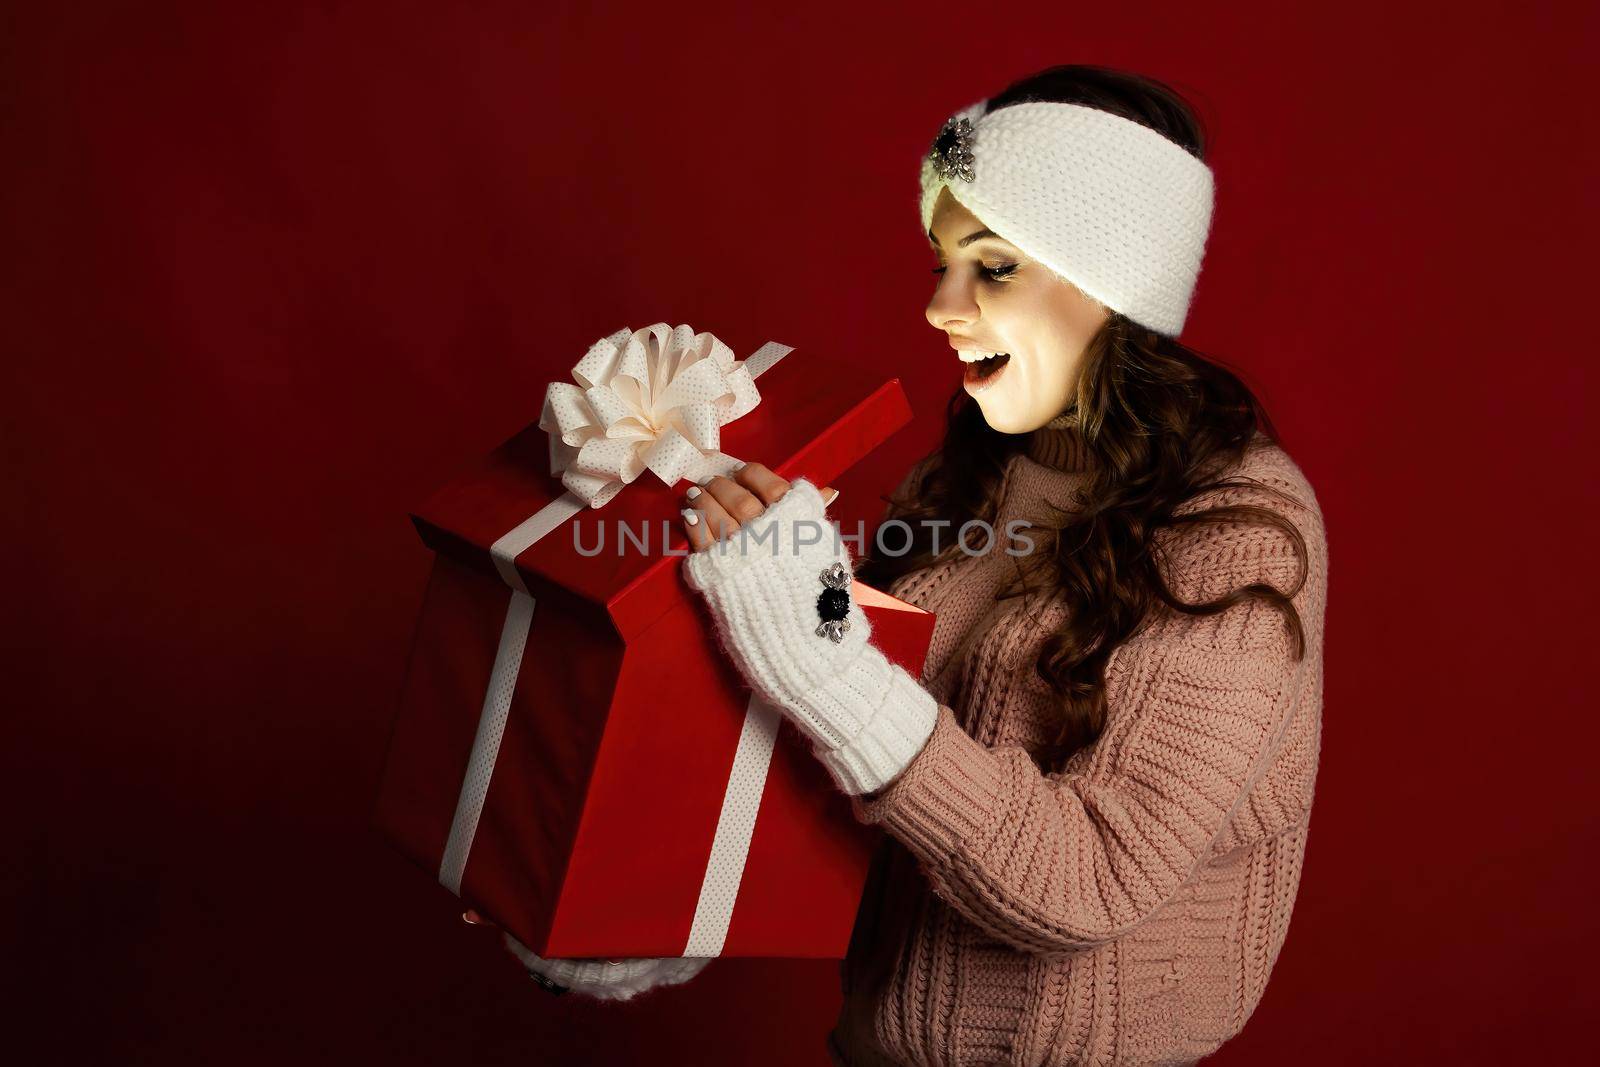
[924,187,1109,434]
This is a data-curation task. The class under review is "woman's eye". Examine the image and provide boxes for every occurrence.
[929,264,1018,281]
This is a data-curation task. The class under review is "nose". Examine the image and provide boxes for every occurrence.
[926,269,980,334]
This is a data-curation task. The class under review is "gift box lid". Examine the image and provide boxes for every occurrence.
[410,345,912,641]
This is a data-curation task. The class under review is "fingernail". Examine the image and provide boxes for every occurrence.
[682,508,700,527]
[686,486,702,500]
[462,910,480,925]
[823,487,840,506]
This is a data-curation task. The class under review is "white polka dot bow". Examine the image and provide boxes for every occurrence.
[537,323,768,509]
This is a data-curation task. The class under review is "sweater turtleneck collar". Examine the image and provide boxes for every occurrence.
[1023,411,1095,473]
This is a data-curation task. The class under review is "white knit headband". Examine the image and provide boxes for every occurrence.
[919,99,1215,337]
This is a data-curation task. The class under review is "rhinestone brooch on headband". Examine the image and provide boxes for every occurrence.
[929,116,977,183]
[815,561,852,643]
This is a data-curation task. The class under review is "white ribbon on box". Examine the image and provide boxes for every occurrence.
[437,322,794,959]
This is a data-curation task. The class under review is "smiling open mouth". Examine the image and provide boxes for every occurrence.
[961,351,1011,386]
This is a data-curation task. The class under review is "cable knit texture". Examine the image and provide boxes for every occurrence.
[827,414,1328,1066]
[683,478,940,795]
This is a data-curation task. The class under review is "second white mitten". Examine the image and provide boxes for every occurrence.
[501,932,712,1002]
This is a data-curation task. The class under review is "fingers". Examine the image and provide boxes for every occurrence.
[732,462,791,506]
[703,472,769,527]
[682,484,739,549]
[682,463,777,548]
[680,463,839,547]
[680,504,714,552]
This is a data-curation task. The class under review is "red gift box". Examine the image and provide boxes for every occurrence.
[372,331,934,959]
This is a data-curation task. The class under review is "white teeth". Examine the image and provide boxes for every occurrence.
[958,349,1007,363]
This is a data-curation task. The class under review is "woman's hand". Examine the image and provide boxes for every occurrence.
[678,462,836,548]
[463,909,709,1000]
[679,469,937,799]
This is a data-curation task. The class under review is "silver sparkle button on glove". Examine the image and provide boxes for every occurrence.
[815,561,853,643]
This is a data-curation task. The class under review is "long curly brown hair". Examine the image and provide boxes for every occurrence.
[856,65,1311,766]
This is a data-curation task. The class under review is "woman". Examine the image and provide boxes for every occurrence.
[507,64,1328,1065]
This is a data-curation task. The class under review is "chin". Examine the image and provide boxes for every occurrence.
[971,395,1030,435]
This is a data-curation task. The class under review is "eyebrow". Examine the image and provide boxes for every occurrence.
[927,227,1008,249]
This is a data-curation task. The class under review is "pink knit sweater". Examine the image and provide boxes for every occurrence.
[827,416,1328,1066]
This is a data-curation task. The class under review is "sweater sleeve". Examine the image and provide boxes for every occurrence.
[848,449,1327,956]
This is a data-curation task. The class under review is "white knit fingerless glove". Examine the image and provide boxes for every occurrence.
[501,932,712,1002]
[682,478,938,796]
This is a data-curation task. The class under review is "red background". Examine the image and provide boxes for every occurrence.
[5,2,1594,1062]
